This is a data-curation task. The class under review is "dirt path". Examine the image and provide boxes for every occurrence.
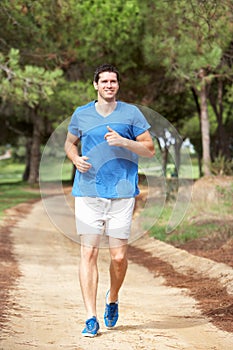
[1,197,233,350]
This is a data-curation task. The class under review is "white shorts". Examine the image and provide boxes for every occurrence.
[75,197,135,239]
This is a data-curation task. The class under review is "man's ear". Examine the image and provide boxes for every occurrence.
[93,81,98,90]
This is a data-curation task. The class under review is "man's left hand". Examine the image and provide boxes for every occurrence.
[104,126,127,147]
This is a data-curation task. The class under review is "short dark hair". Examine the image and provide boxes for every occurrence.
[94,64,120,83]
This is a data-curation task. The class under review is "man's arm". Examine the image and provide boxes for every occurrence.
[104,127,155,158]
[64,132,92,173]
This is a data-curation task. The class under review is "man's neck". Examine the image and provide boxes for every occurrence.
[95,100,117,117]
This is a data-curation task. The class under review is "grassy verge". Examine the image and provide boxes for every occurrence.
[0,160,41,220]
[0,182,41,220]
[146,180,233,245]
[148,206,220,244]
[0,161,26,184]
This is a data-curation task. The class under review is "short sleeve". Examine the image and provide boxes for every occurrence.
[68,109,81,138]
[132,106,151,137]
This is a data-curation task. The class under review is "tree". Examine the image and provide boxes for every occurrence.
[0,48,63,184]
[0,0,144,184]
[141,0,233,176]
[208,41,233,159]
[0,0,143,72]
[1,0,232,181]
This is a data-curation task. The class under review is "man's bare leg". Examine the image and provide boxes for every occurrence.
[108,237,128,303]
[79,235,100,319]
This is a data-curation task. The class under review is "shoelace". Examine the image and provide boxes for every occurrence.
[86,319,96,331]
[107,303,117,319]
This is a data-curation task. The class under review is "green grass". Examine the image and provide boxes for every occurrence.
[139,166,233,245]
[138,162,199,179]
[0,159,72,221]
[142,204,174,241]
[144,183,232,245]
[149,220,218,244]
[168,223,218,243]
[0,158,42,219]
[0,159,71,221]
[178,164,199,179]
[0,158,73,183]
[39,158,73,182]
[0,161,26,184]
[0,182,41,220]
[215,184,233,210]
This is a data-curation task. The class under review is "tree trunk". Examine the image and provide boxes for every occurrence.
[22,138,32,181]
[199,70,211,176]
[191,86,202,177]
[162,147,169,177]
[197,152,203,178]
[209,79,229,158]
[28,108,42,185]
[173,137,182,175]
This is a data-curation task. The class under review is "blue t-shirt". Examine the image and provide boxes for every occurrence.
[68,101,150,198]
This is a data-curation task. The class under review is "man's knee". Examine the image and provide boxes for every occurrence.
[111,251,128,267]
[81,246,99,263]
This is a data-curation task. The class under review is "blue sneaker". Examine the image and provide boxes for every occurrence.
[82,316,99,337]
[104,290,119,328]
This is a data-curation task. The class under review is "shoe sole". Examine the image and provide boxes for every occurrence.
[82,331,99,337]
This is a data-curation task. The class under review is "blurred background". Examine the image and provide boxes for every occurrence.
[0,0,232,186]
[0,1,232,238]
[0,1,233,292]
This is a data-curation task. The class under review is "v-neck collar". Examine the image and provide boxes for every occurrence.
[94,100,119,118]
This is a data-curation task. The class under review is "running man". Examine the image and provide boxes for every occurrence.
[64,64,155,337]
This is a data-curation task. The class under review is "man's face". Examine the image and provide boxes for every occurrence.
[94,71,119,102]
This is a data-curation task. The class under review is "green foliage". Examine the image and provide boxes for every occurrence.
[42,79,96,127]
[142,0,233,85]
[226,84,233,104]
[216,183,233,207]
[0,0,143,71]
[0,48,63,107]
[74,0,143,70]
[0,0,232,180]
[211,155,233,175]
[0,0,77,67]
